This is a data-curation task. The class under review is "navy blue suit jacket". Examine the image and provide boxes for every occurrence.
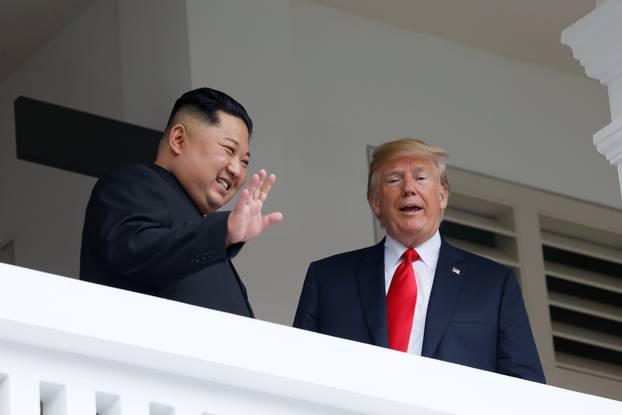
[294,238,545,382]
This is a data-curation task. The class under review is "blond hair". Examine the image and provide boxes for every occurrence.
[367,138,449,199]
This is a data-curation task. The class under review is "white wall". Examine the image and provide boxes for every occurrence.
[186,0,615,324]
[0,0,122,276]
[0,0,615,325]
[117,0,192,129]
[0,0,191,276]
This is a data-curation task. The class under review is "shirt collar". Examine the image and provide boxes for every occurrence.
[384,230,442,272]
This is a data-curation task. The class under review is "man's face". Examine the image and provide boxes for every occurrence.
[174,111,250,214]
[369,155,448,247]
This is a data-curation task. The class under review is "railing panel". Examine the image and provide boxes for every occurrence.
[0,263,620,414]
[4,373,39,415]
[95,392,121,415]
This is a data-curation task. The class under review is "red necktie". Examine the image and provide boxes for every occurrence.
[387,248,419,352]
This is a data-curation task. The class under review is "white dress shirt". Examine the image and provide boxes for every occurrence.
[384,230,441,355]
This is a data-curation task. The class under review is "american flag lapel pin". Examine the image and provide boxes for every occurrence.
[451,266,461,276]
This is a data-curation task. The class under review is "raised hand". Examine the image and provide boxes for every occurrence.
[225,169,283,246]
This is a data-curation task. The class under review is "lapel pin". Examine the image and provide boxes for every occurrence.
[451,266,461,276]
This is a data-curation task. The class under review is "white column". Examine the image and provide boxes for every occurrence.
[562,0,622,197]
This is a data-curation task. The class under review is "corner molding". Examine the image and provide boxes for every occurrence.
[561,0,622,85]
[562,0,622,198]
[594,119,622,165]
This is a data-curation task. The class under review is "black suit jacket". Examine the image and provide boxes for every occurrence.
[294,238,545,382]
[80,163,253,317]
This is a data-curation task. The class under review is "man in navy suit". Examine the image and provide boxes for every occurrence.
[81,88,282,317]
[294,138,545,382]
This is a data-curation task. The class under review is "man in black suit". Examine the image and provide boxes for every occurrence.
[80,87,282,317]
[294,138,545,382]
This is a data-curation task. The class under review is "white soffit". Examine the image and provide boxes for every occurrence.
[310,0,597,77]
[0,0,96,82]
[0,0,599,82]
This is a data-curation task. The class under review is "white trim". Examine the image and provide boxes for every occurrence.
[561,0,622,85]
[562,0,622,197]
[594,119,622,166]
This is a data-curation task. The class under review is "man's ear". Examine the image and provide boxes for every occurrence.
[440,184,449,209]
[168,124,186,156]
[369,193,381,217]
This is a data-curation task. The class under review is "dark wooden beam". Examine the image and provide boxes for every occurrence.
[14,96,162,178]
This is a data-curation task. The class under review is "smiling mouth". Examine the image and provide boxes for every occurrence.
[216,177,231,191]
[399,204,422,213]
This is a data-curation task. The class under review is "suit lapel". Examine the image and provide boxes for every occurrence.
[422,239,464,357]
[229,260,254,318]
[356,240,388,348]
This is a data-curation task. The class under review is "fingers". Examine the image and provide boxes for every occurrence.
[227,169,280,244]
[258,174,276,202]
[242,170,263,203]
[246,172,261,198]
[250,169,265,199]
[231,188,250,214]
[245,169,276,203]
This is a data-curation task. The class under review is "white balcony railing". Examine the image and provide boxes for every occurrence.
[0,263,620,414]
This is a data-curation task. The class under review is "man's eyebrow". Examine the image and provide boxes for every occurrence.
[384,169,404,176]
[223,137,239,146]
[412,166,433,175]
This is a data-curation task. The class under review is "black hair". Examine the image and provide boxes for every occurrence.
[165,87,253,136]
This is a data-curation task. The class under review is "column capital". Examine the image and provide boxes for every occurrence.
[561,0,622,86]
[562,0,622,198]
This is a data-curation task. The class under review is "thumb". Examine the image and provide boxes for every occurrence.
[262,211,284,228]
